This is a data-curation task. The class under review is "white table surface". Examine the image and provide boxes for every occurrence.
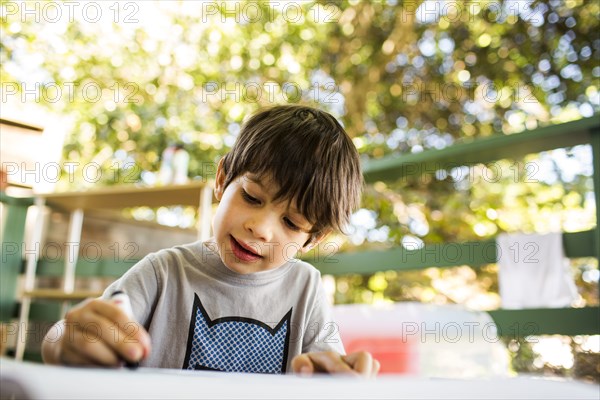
[1,358,597,400]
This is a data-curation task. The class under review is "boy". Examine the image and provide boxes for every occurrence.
[42,105,379,376]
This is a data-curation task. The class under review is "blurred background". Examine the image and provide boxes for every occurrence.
[1,0,598,380]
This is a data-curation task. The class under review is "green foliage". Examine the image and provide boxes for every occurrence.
[2,1,598,185]
[503,336,600,383]
[504,338,538,373]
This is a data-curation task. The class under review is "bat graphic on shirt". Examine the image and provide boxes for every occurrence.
[182,294,292,373]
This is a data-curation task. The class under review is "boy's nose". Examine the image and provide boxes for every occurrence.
[244,216,273,242]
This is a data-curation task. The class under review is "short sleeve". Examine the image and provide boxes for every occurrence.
[301,283,345,355]
[101,255,160,328]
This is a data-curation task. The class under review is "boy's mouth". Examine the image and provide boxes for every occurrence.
[230,235,262,262]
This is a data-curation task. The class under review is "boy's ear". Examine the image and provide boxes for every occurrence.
[300,229,332,254]
[214,158,226,201]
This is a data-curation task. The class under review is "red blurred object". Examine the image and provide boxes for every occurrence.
[344,337,418,374]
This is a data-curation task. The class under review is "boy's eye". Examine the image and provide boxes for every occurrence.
[283,217,300,231]
[241,189,259,204]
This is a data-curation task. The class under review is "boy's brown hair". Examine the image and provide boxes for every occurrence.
[221,105,363,240]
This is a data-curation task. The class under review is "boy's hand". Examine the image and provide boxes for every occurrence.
[49,298,151,367]
[291,351,380,377]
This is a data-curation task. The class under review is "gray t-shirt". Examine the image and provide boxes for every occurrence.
[102,240,344,373]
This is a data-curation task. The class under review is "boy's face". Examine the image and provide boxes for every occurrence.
[212,160,324,274]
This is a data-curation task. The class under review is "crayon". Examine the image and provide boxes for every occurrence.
[110,291,140,369]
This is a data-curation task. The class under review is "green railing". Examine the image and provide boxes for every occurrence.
[311,230,596,275]
[313,116,600,338]
[309,230,598,336]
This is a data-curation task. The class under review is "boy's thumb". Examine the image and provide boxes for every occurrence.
[291,354,314,375]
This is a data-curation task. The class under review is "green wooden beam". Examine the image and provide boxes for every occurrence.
[28,302,63,322]
[308,240,497,275]
[311,230,596,276]
[0,195,31,321]
[35,258,139,278]
[0,192,34,207]
[489,306,599,337]
[562,230,598,259]
[363,116,599,183]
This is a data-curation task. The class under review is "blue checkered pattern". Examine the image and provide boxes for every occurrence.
[185,302,288,373]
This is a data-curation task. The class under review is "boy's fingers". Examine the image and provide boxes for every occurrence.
[95,318,148,363]
[307,352,356,374]
[293,352,379,377]
[373,359,381,375]
[59,343,99,366]
[88,300,152,357]
[61,326,121,366]
[74,341,121,366]
[341,351,375,377]
[125,321,152,359]
[291,354,314,375]
[64,300,150,364]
